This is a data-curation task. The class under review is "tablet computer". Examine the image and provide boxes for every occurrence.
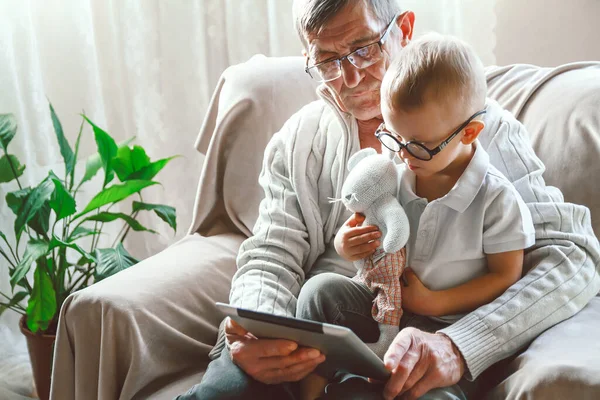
[216,302,391,380]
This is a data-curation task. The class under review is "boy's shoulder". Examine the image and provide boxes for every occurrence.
[481,162,522,201]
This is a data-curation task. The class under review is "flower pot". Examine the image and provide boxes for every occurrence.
[19,316,56,400]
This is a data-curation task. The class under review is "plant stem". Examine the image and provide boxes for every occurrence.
[0,302,26,315]
[2,148,23,190]
[119,192,144,246]
[66,267,95,293]
[0,292,27,313]
[0,247,16,268]
[0,235,19,264]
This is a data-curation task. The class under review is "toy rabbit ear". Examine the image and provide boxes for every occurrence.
[347,148,377,171]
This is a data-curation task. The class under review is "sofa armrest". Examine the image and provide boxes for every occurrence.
[50,233,244,400]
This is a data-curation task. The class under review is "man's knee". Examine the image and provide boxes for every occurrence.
[296,273,349,321]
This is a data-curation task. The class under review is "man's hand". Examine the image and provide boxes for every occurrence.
[225,317,326,384]
[334,213,381,261]
[382,328,466,400]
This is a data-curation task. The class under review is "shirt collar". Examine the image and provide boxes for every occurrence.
[398,141,490,213]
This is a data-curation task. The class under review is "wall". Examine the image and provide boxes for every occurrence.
[495,0,600,66]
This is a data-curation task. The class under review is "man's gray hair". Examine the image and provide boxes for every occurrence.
[293,0,402,49]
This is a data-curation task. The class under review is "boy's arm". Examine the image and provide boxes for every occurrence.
[427,250,524,317]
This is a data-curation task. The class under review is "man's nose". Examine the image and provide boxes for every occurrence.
[340,58,363,88]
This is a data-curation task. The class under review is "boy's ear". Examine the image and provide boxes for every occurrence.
[461,121,485,145]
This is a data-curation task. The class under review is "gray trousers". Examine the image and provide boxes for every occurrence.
[177,272,470,399]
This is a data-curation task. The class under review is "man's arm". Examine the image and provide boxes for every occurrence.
[230,118,312,317]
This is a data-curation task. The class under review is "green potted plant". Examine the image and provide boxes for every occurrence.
[0,103,178,400]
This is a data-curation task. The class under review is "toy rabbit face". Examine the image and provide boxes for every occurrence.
[342,152,398,213]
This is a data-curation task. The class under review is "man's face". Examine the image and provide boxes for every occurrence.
[304,3,408,121]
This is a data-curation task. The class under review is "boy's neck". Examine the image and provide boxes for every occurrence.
[415,144,475,202]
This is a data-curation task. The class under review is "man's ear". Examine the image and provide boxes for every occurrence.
[398,11,415,45]
[461,121,485,144]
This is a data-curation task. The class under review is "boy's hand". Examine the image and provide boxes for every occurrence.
[400,269,441,317]
[334,213,381,261]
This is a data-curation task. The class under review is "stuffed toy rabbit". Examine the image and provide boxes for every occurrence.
[340,148,410,359]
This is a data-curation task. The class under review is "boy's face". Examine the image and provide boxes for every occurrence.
[381,100,481,178]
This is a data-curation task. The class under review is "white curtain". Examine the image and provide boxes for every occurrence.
[0,0,495,397]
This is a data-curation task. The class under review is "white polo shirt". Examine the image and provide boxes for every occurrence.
[397,141,535,323]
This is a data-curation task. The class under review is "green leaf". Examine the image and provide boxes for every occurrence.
[68,226,101,241]
[74,180,159,218]
[14,178,54,241]
[112,145,151,181]
[132,201,177,232]
[6,188,51,237]
[83,116,118,187]
[0,154,25,183]
[48,236,96,264]
[49,103,75,175]
[10,239,49,290]
[6,188,30,215]
[83,212,157,234]
[26,259,56,333]
[28,202,51,238]
[94,243,139,281]
[70,115,85,188]
[78,137,135,190]
[48,171,76,220]
[0,291,28,317]
[128,156,177,181]
[0,113,17,152]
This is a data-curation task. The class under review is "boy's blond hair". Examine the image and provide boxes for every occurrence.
[382,33,486,115]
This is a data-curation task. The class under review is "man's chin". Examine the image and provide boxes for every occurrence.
[346,98,381,120]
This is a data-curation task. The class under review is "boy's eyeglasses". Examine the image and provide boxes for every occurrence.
[304,13,399,83]
[375,109,487,161]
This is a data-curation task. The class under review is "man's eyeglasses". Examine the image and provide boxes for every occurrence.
[304,13,399,83]
[375,109,487,161]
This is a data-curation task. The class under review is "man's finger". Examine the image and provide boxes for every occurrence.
[224,317,248,336]
[257,347,323,371]
[403,370,443,400]
[259,354,326,384]
[384,329,413,370]
[399,354,430,396]
[255,339,299,358]
[383,330,421,400]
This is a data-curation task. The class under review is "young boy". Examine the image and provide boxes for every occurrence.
[299,33,535,399]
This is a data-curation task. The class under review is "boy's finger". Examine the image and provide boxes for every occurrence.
[348,225,381,238]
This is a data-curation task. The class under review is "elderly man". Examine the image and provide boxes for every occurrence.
[176,0,600,399]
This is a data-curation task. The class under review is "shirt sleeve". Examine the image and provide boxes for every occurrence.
[482,180,536,254]
[230,117,310,318]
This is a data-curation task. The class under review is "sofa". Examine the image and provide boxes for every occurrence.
[49,55,600,399]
